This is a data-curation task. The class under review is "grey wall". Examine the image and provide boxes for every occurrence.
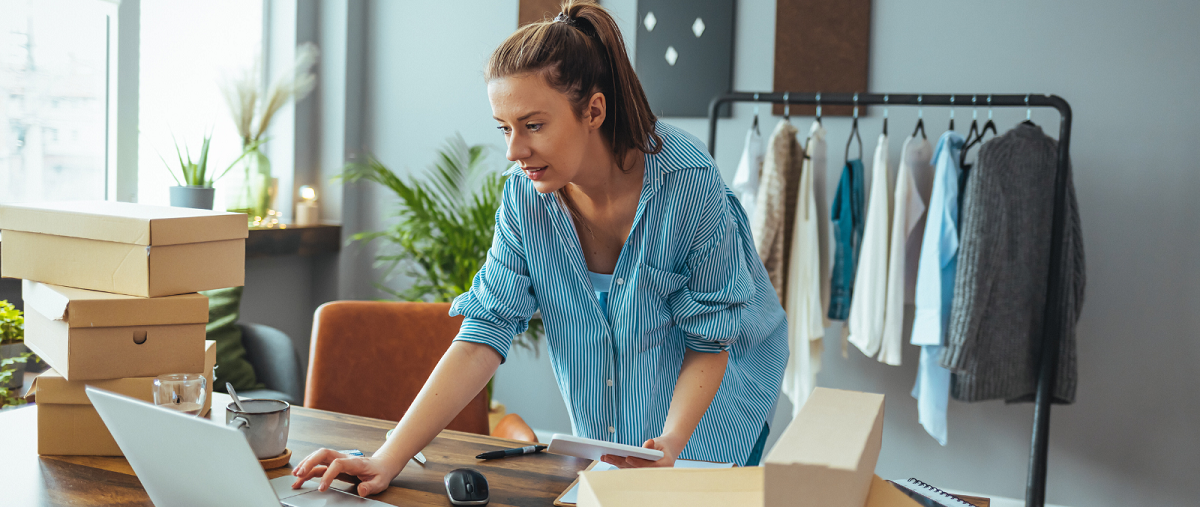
[252,1,1200,506]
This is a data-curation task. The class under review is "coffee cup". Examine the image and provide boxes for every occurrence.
[226,399,290,459]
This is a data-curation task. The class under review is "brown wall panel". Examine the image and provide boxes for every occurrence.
[773,0,871,116]
[519,0,563,26]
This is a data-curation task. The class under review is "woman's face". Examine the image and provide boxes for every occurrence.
[488,73,603,194]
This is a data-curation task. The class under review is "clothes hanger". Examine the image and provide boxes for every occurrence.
[882,94,889,136]
[1022,93,1035,126]
[958,95,983,168]
[844,93,863,162]
[981,94,999,140]
[751,93,760,135]
[783,92,791,123]
[912,94,926,139]
[815,92,822,125]
[948,94,956,131]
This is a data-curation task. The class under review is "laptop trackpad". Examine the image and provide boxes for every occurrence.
[284,490,379,506]
[269,476,382,506]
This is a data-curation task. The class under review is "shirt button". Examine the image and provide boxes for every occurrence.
[616,277,624,286]
[608,426,616,433]
[606,379,613,387]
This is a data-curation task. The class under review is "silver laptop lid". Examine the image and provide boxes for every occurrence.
[86,386,281,507]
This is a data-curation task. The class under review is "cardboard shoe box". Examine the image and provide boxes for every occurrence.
[27,340,216,456]
[22,280,209,381]
[0,200,247,297]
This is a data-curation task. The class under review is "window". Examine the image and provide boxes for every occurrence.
[1,0,283,206]
[0,0,113,203]
[137,1,263,207]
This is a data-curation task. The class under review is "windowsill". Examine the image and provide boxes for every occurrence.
[247,223,342,259]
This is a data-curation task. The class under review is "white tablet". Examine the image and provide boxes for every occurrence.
[546,434,665,462]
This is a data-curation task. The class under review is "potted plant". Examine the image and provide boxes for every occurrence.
[0,300,28,393]
[341,135,544,407]
[162,132,259,210]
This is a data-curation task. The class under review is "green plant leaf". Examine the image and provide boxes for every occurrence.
[196,130,212,186]
[342,135,540,349]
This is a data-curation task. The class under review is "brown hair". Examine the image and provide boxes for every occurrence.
[485,0,663,171]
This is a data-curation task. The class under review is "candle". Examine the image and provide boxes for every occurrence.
[295,185,319,226]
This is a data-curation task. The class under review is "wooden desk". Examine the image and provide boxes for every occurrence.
[1,396,590,506]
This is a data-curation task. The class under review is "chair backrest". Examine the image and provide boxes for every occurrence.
[491,413,538,443]
[305,301,489,435]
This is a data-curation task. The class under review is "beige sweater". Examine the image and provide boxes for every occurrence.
[750,120,801,304]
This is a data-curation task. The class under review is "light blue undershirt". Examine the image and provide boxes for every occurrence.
[588,271,614,314]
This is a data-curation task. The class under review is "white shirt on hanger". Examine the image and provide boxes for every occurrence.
[879,135,934,365]
[731,125,764,225]
[847,133,891,359]
[781,120,827,415]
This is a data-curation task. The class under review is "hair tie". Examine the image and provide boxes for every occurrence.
[553,12,575,25]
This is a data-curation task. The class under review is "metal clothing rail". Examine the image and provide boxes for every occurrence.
[706,91,1072,507]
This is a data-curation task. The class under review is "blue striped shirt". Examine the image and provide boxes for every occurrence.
[450,122,789,464]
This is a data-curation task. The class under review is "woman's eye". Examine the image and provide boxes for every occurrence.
[526,123,542,132]
[496,126,511,135]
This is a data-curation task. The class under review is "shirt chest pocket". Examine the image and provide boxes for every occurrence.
[635,262,688,349]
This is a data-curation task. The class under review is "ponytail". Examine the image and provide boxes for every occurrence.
[486,0,662,171]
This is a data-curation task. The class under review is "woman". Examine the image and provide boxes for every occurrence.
[292,1,788,496]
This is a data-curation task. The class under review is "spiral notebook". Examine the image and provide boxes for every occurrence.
[888,478,990,507]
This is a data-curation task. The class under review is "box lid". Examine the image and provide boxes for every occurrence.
[23,280,209,327]
[865,476,922,507]
[27,340,215,405]
[28,368,156,405]
[765,387,885,469]
[0,201,247,246]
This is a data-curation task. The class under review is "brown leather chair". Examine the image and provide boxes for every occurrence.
[305,301,489,434]
[491,413,538,443]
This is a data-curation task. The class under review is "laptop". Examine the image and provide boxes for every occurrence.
[86,387,386,506]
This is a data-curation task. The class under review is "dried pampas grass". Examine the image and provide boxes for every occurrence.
[221,42,319,148]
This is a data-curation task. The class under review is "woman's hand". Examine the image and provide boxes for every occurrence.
[600,434,684,468]
[291,448,405,497]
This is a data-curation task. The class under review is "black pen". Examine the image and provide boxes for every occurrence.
[476,444,547,460]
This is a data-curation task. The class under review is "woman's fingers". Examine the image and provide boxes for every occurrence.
[317,458,352,492]
[619,438,674,468]
[624,455,662,467]
[291,464,329,488]
[292,448,344,478]
[600,454,630,469]
[358,476,390,497]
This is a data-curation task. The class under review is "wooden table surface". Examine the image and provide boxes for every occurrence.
[1,394,591,506]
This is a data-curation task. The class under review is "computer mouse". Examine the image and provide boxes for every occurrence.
[444,468,489,506]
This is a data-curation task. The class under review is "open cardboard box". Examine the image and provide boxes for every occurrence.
[26,340,216,456]
[575,388,923,507]
[0,201,247,297]
[22,280,209,381]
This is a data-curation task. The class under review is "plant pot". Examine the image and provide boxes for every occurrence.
[169,186,216,210]
[0,343,28,390]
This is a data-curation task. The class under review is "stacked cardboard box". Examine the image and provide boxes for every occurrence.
[0,201,247,456]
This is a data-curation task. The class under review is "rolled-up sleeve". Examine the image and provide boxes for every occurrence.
[449,177,537,362]
[668,173,755,353]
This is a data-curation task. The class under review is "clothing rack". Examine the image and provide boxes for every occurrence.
[706,91,1072,507]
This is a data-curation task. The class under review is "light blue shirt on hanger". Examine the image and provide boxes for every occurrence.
[910,131,965,446]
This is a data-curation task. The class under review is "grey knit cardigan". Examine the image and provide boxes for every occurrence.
[939,122,1085,404]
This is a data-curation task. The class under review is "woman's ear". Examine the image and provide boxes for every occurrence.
[585,91,607,130]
